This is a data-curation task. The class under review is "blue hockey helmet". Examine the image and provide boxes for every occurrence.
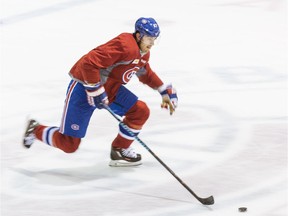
[135,17,160,38]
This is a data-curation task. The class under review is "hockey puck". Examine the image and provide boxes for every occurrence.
[238,207,247,212]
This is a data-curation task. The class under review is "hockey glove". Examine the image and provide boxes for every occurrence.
[159,84,178,115]
[84,83,109,109]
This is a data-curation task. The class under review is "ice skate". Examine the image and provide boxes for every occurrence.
[23,119,39,148]
[109,146,142,167]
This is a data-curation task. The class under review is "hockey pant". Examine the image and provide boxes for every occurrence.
[33,80,150,153]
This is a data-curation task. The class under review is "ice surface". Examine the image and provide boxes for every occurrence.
[1,0,287,215]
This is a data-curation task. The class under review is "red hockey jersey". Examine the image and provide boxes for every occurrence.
[69,33,163,102]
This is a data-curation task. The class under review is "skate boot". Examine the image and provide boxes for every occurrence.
[23,119,39,148]
[109,146,142,167]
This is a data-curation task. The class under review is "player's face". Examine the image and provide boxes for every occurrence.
[139,35,157,53]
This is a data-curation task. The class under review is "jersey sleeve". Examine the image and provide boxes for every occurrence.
[137,63,164,89]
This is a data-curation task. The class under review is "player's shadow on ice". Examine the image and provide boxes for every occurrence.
[9,165,214,208]
[11,162,139,186]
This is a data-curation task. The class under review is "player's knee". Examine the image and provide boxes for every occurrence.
[62,137,81,153]
[125,100,150,128]
[137,100,150,121]
[63,144,79,153]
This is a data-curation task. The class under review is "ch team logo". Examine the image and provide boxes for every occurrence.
[122,67,139,83]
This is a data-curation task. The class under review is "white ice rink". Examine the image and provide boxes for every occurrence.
[1,0,287,215]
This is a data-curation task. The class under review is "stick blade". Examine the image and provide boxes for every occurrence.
[199,195,214,205]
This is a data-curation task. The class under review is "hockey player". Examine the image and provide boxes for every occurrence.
[23,17,178,167]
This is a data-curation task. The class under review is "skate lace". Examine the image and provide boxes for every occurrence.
[121,147,137,158]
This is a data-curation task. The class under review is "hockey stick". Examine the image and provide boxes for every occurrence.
[104,104,214,205]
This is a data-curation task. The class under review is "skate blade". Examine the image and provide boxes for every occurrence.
[109,160,142,167]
